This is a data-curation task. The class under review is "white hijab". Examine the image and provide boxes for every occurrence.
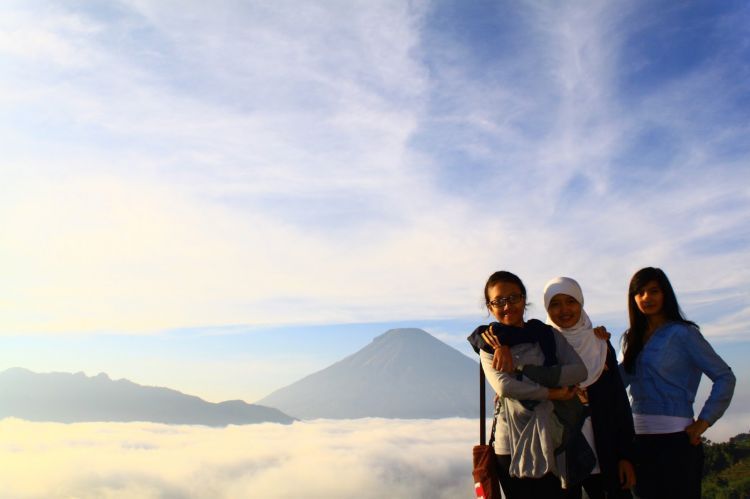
[543,277,607,388]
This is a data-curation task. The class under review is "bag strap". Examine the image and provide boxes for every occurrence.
[479,364,499,446]
[480,363,486,444]
[489,399,498,447]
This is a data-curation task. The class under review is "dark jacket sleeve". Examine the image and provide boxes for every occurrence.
[516,329,586,387]
[467,325,494,354]
[608,343,635,463]
[551,329,588,385]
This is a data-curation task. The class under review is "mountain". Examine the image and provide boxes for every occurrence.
[0,367,295,426]
[256,328,491,419]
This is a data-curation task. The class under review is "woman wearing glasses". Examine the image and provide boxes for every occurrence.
[620,267,735,499]
[543,276,635,499]
[468,270,588,499]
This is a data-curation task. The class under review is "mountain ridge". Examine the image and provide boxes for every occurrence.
[0,367,295,426]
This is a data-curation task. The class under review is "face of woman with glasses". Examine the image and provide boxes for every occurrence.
[487,281,526,327]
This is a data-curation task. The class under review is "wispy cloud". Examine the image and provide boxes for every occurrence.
[408,1,750,336]
[0,0,748,339]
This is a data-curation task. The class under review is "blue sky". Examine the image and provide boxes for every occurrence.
[1,1,749,435]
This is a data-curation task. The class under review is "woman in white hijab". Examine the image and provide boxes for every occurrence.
[544,277,637,499]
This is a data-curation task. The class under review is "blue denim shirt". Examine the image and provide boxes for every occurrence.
[619,322,735,425]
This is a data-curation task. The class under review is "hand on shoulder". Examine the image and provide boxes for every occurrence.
[593,325,611,340]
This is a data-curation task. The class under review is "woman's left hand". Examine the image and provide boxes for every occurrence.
[482,327,514,372]
[685,419,710,445]
[481,326,501,349]
[617,459,636,489]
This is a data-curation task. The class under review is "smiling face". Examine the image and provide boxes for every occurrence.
[634,280,665,319]
[486,281,526,327]
[547,293,582,329]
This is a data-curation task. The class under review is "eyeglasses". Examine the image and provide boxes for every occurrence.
[489,294,525,309]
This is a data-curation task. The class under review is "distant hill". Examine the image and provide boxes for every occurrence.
[0,367,294,426]
[256,328,491,419]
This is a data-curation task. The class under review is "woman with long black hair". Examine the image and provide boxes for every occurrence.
[620,267,735,499]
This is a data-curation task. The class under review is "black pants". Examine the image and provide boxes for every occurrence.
[563,473,606,499]
[497,454,563,499]
[633,432,704,499]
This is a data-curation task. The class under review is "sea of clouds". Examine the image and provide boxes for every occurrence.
[0,418,476,498]
[3,412,747,498]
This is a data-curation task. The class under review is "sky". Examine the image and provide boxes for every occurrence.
[1,0,749,436]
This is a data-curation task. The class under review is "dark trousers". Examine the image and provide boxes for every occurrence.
[563,473,606,499]
[633,432,704,499]
[563,472,633,499]
[497,454,563,499]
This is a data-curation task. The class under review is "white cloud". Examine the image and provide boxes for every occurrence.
[0,172,497,333]
[1,414,745,498]
[0,0,490,333]
[0,418,475,499]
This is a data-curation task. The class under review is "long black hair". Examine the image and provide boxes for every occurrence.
[622,267,698,373]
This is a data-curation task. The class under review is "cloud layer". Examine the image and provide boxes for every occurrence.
[2,415,748,498]
[0,418,475,498]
